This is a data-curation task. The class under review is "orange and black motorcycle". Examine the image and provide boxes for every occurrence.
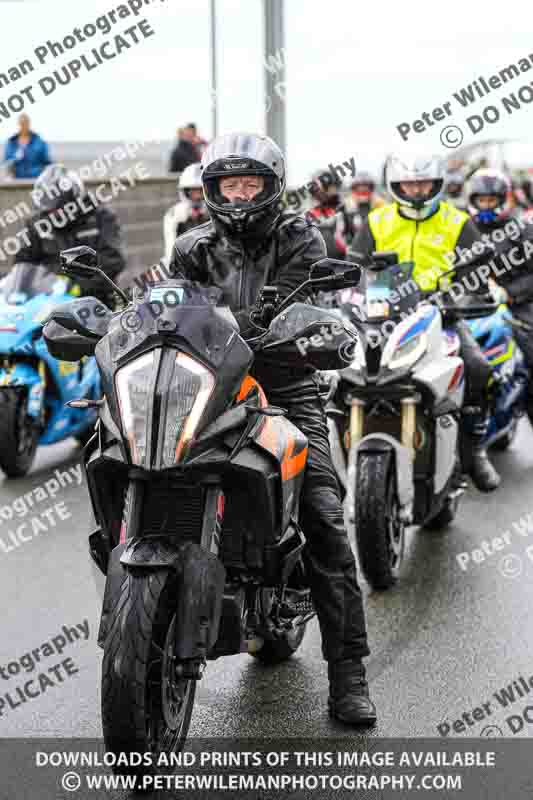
[42,246,359,770]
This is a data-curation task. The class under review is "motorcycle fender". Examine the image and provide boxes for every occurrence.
[97,543,128,648]
[355,433,414,510]
[172,541,226,661]
[98,540,226,659]
[434,415,458,494]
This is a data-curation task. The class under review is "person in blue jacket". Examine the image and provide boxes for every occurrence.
[4,114,52,179]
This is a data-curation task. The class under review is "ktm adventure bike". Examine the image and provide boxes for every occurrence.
[43,246,360,772]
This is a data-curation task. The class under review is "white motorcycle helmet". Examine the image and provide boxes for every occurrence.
[178,162,204,206]
[386,153,445,221]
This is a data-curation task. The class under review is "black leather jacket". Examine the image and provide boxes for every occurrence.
[16,205,126,305]
[476,215,533,306]
[169,211,327,393]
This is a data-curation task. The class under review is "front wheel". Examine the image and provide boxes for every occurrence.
[355,452,405,590]
[0,389,40,478]
[101,568,196,774]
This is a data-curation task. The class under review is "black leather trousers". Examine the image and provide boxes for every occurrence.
[269,383,370,662]
[512,302,533,396]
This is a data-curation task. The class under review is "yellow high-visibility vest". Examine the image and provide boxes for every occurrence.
[368,201,469,291]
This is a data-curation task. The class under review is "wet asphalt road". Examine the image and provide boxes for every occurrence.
[1,418,533,750]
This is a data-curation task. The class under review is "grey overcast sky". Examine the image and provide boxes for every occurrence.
[1,0,533,182]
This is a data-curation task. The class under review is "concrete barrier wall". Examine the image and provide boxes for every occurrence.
[0,176,177,285]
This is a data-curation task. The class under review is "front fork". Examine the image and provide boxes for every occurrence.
[346,396,418,518]
[347,396,418,453]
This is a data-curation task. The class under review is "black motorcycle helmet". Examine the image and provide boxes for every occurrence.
[201,133,285,241]
[31,164,84,214]
[467,168,511,225]
[309,168,342,208]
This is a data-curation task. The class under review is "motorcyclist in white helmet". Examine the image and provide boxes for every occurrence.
[163,162,209,264]
[351,152,501,492]
[444,169,467,210]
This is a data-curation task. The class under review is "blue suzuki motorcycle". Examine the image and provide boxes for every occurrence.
[467,304,528,450]
[0,262,101,477]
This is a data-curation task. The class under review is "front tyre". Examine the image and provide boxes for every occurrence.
[355,452,404,590]
[101,568,196,774]
[0,389,40,478]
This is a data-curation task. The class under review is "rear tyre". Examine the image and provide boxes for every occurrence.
[0,389,40,478]
[101,568,196,775]
[252,624,307,665]
[251,586,309,664]
[355,452,404,590]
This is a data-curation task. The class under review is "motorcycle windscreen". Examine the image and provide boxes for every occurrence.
[360,260,419,321]
[106,282,249,371]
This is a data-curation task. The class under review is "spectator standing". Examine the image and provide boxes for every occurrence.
[189,123,208,159]
[4,114,52,179]
[169,125,199,173]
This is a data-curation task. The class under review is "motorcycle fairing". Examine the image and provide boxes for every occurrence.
[0,268,100,443]
[467,305,528,444]
[396,304,438,346]
[254,413,308,531]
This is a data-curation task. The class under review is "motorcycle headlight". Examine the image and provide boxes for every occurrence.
[382,332,427,371]
[162,352,215,466]
[116,350,215,467]
[116,351,155,465]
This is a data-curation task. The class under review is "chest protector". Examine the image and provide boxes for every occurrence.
[368,201,469,290]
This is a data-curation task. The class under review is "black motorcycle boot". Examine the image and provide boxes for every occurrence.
[470,445,500,492]
[460,410,500,492]
[327,658,377,725]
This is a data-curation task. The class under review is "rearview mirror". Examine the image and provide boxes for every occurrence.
[59,246,99,280]
[58,247,130,305]
[309,258,349,280]
[370,251,399,271]
[310,266,361,291]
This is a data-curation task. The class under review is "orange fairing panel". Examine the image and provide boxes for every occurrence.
[258,417,308,482]
[281,435,308,481]
[235,375,267,407]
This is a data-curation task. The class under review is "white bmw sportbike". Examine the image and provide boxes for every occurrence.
[326,252,483,589]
